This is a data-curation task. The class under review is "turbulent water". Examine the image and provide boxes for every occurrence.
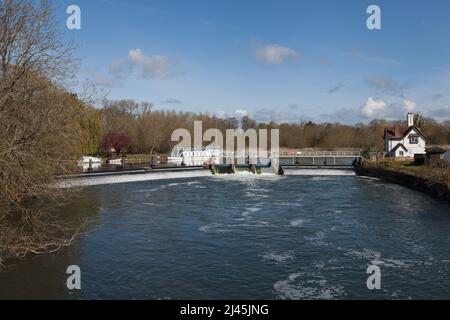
[1,173,450,299]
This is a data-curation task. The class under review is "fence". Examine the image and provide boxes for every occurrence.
[374,157,414,164]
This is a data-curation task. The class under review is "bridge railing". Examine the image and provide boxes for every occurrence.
[278,150,362,157]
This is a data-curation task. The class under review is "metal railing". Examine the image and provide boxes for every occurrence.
[278,150,362,157]
[65,150,364,174]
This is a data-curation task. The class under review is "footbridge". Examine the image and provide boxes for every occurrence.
[72,150,365,177]
[278,150,364,175]
[209,150,364,175]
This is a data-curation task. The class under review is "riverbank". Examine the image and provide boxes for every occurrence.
[356,162,450,204]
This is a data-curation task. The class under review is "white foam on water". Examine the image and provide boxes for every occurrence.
[199,220,271,234]
[261,250,295,263]
[383,259,413,269]
[283,169,356,176]
[309,176,332,181]
[357,176,382,181]
[242,207,262,218]
[345,249,413,269]
[304,231,329,246]
[211,172,281,182]
[278,201,304,207]
[251,188,271,193]
[233,222,271,228]
[312,262,325,268]
[244,192,269,199]
[61,169,280,188]
[168,181,200,187]
[60,170,212,188]
[167,182,182,187]
[273,273,345,300]
[346,248,383,265]
[290,219,304,227]
[198,223,232,234]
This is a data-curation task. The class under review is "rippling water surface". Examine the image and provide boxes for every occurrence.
[1,174,450,299]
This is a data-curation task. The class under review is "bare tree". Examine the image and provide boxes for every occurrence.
[0,0,84,264]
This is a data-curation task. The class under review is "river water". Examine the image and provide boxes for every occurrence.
[1,173,450,299]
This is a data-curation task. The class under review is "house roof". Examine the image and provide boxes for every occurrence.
[426,146,446,154]
[391,143,408,153]
[384,128,403,140]
[404,126,429,142]
[384,125,429,142]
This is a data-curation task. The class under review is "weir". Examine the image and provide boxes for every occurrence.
[279,151,363,176]
[64,151,364,186]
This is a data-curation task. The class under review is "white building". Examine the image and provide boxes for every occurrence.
[384,113,428,158]
[77,156,102,171]
[167,148,222,166]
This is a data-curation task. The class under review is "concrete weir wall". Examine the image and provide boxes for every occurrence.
[281,164,357,176]
[356,166,450,205]
[60,168,212,188]
[282,168,356,176]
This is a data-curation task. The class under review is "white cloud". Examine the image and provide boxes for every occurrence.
[256,44,300,64]
[402,99,416,112]
[213,109,248,119]
[361,97,386,118]
[128,48,173,78]
[360,97,420,120]
[215,111,227,119]
[88,48,176,87]
[235,109,248,118]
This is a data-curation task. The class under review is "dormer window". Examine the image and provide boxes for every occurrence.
[409,135,419,144]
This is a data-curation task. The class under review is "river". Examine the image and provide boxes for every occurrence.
[1,173,449,299]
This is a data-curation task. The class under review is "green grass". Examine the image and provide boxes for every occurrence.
[122,154,149,160]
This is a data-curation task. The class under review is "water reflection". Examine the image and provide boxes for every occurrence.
[0,190,103,300]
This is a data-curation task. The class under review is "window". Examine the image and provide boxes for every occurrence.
[399,151,404,157]
[409,135,419,144]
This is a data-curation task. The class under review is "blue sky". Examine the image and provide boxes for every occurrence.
[57,0,450,123]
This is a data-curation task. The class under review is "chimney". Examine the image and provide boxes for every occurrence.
[394,125,401,138]
[407,113,414,127]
